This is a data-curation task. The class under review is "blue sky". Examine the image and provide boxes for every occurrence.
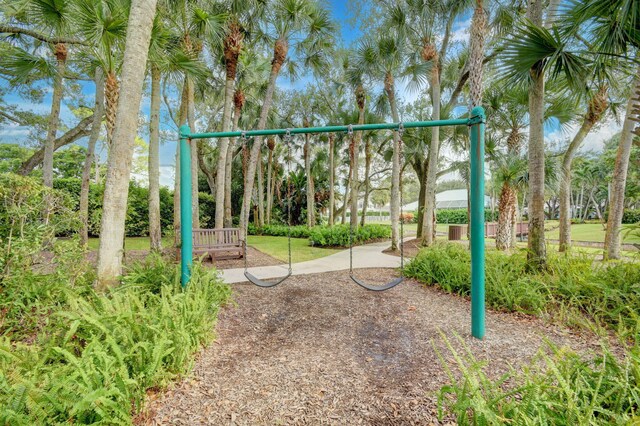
[0,0,621,188]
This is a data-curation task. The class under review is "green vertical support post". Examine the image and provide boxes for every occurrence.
[179,125,192,288]
[469,106,486,339]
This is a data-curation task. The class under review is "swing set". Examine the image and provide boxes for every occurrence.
[177,106,487,339]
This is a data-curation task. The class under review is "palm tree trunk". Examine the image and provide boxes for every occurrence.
[80,68,105,246]
[360,137,372,227]
[304,134,314,227]
[186,77,199,229]
[43,43,67,191]
[96,0,159,288]
[266,146,273,224]
[328,133,335,226]
[239,37,287,238]
[148,65,162,251]
[605,65,640,259]
[526,0,547,269]
[216,78,235,228]
[422,70,440,246]
[384,72,401,251]
[104,70,119,145]
[257,151,265,226]
[496,182,516,250]
[559,86,608,252]
[224,99,243,228]
[173,82,188,247]
[350,95,365,231]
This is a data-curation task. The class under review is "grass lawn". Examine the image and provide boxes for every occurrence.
[247,235,340,263]
[88,235,339,263]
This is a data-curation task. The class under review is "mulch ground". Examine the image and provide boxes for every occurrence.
[143,268,595,425]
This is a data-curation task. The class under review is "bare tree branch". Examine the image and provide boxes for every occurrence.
[445,51,498,111]
[0,109,22,124]
[18,114,95,175]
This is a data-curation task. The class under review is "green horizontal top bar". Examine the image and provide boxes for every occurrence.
[182,118,471,139]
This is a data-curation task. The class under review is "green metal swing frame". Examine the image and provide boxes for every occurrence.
[177,106,487,339]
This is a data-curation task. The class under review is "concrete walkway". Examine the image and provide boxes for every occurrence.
[221,239,408,284]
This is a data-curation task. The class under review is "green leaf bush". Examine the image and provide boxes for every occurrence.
[404,243,640,343]
[308,224,391,247]
[437,335,640,425]
[0,248,230,424]
[248,223,312,238]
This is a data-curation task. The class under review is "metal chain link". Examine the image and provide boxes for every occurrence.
[398,124,405,273]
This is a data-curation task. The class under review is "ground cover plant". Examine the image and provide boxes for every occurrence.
[404,242,640,344]
[437,335,640,425]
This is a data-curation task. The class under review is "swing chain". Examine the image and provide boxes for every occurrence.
[285,129,293,275]
[347,124,353,137]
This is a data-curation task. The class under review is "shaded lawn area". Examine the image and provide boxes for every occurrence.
[87,235,339,264]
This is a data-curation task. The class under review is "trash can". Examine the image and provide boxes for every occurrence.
[448,225,465,240]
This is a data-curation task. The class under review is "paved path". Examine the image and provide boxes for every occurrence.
[221,239,409,283]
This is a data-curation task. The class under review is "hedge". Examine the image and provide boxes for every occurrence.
[308,224,391,247]
[247,223,312,238]
[434,209,499,224]
[622,209,640,224]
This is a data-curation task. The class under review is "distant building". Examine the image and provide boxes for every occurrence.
[401,189,492,211]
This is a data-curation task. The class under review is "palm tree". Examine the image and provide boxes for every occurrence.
[565,0,640,259]
[558,85,609,251]
[239,0,335,237]
[352,33,406,250]
[96,0,159,288]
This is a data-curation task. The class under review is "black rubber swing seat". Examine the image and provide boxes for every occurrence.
[350,276,403,291]
[244,271,292,288]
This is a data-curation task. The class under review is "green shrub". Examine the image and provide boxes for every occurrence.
[248,223,312,238]
[404,243,640,342]
[438,335,640,425]
[434,209,499,224]
[0,249,230,424]
[308,224,391,247]
[622,209,640,224]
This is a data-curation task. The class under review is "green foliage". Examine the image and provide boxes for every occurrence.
[0,251,230,424]
[248,223,313,238]
[308,224,391,247]
[437,335,640,425]
[0,174,79,274]
[433,209,499,224]
[622,209,640,224]
[51,177,176,238]
[404,243,640,343]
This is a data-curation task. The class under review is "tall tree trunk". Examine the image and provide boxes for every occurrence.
[304,132,314,227]
[496,182,516,250]
[342,169,350,224]
[415,165,426,238]
[216,77,235,228]
[96,0,159,288]
[105,70,119,145]
[217,22,242,228]
[422,59,441,246]
[559,86,608,252]
[351,86,365,231]
[173,83,188,247]
[266,137,275,224]
[468,0,486,108]
[257,150,265,226]
[384,72,401,250]
[526,0,547,270]
[605,66,640,259]
[239,37,287,238]
[328,133,335,226]
[360,137,372,227]
[224,90,244,228]
[148,65,162,250]
[186,77,199,229]
[43,43,67,190]
[80,68,105,245]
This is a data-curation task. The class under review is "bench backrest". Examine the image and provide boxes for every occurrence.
[193,228,241,248]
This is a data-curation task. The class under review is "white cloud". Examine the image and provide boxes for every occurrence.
[546,118,621,153]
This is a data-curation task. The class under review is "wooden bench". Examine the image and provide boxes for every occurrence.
[193,228,244,261]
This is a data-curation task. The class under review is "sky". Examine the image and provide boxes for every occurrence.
[0,0,623,188]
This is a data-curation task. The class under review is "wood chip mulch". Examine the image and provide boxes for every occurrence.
[143,268,595,425]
